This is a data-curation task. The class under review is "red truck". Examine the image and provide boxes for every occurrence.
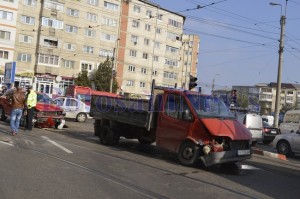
[0,89,65,128]
[90,83,252,167]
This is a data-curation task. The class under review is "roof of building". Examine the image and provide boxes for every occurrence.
[269,82,296,89]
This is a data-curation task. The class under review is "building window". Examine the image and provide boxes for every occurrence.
[44,0,64,12]
[43,39,58,47]
[156,28,161,34]
[64,60,74,68]
[164,71,177,80]
[67,8,79,17]
[167,32,180,41]
[64,43,76,51]
[42,17,63,29]
[81,62,93,71]
[0,50,9,59]
[4,0,14,2]
[83,45,94,54]
[128,65,135,72]
[131,35,138,44]
[0,30,11,40]
[140,82,145,88]
[165,59,178,67]
[21,15,35,25]
[141,68,147,74]
[66,25,78,33]
[104,1,118,11]
[0,10,13,20]
[102,17,117,27]
[85,29,96,37]
[168,19,182,28]
[133,5,140,13]
[86,13,97,22]
[101,33,117,41]
[19,34,33,43]
[166,45,179,53]
[132,20,140,28]
[146,10,152,18]
[154,42,160,49]
[144,38,149,45]
[99,49,113,57]
[142,53,148,59]
[87,0,99,6]
[157,14,162,20]
[153,56,158,62]
[127,80,134,86]
[152,70,158,76]
[38,54,59,66]
[24,0,37,7]
[129,50,137,57]
[17,53,31,62]
[145,24,151,31]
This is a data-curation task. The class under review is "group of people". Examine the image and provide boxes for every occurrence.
[7,85,37,136]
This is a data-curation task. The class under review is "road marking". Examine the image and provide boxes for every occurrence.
[241,164,261,170]
[24,139,35,145]
[41,136,73,154]
[0,141,14,146]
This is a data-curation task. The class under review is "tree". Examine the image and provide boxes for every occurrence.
[74,70,91,87]
[93,58,118,93]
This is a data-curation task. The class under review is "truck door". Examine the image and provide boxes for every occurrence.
[156,94,193,152]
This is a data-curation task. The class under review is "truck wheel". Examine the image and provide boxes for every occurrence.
[178,142,199,166]
[138,137,155,145]
[0,106,7,121]
[100,126,120,145]
[76,113,87,122]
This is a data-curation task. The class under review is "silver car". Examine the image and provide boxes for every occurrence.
[273,131,300,156]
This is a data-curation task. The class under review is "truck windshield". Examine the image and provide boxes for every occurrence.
[187,94,235,119]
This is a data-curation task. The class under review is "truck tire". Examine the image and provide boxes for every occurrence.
[100,126,120,145]
[178,142,199,166]
[138,137,155,145]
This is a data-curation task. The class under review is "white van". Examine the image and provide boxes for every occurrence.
[279,110,300,134]
[261,115,274,126]
[236,112,263,145]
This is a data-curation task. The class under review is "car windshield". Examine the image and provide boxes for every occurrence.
[37,93,54,104]
[187,94,235,119]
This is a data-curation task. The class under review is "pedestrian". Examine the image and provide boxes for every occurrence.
[8,86,26,136]
[1,85,7,96]
[25,85,37,131]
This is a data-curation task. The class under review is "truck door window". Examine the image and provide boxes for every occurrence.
[164,94,191,120]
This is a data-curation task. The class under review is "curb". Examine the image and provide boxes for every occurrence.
[252,147,287,161]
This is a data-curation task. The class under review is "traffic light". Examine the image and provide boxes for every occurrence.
[189,75,198,90]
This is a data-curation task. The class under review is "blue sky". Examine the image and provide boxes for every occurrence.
[151,0,300,94]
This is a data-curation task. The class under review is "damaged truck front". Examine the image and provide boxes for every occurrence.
[90,87,252,167]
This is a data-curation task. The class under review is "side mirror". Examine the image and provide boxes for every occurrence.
[182,109,192,121]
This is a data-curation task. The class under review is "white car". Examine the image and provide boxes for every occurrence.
[53,97,90,122]
[273,132,300,156]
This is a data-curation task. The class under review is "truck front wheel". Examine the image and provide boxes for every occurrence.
[178,142,199,166]
[100,126,120,145]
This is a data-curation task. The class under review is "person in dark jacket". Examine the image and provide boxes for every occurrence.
[8,86,26,136]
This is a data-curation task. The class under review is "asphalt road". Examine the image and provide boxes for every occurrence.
[1,119,300,199]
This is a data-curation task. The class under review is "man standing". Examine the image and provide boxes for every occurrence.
[25,85,37,131]
[9,86,26,136]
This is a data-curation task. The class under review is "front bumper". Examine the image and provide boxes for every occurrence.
[199,149,252,167]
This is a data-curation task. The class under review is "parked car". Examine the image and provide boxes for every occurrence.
[262,121,281,145]
[53,97,90,122]
[279,109,300,134]
[261,115,274,126]
[273,131,300,156]
[0,89,65,128]
[236,112,263,146]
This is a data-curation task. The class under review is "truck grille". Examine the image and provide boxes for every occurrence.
[230,140,249,150]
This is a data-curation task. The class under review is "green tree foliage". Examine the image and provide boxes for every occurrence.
[93,58,118,93]
[74,70,91,87]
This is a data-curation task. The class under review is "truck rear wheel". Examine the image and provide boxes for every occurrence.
[100,126,120,145]
[178,142,199,166]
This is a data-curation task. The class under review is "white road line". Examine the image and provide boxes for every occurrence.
[41,136,73,154]
[241,164,261,170]
[24,139,35,145]
[0,141,14,146]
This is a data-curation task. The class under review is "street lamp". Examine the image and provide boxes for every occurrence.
[270,0,287,128]
[211,74,220,95]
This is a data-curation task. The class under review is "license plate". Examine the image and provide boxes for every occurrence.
[271,131,277,134]
[237,149,251,156]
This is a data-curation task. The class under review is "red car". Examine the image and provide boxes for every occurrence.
[0,89,65,128]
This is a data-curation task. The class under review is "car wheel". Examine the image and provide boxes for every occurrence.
[178,142,199,166]
[0,106,7,121]
[277,140,293,156]
[76,113,87,122]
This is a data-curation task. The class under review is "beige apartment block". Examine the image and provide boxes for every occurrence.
[0,0,18,79]
[11,0,199,98]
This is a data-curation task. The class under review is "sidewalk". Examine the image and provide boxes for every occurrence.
[252,147,287,161]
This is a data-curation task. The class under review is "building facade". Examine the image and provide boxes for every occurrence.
[0,0,199,98]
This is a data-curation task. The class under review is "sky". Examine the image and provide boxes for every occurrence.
[151,0,300,94]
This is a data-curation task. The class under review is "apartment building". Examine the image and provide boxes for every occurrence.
[0,0,18,77]
[2,0,198,98]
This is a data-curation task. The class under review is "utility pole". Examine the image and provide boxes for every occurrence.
[109,48,116,93]
[272,1,287,128]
